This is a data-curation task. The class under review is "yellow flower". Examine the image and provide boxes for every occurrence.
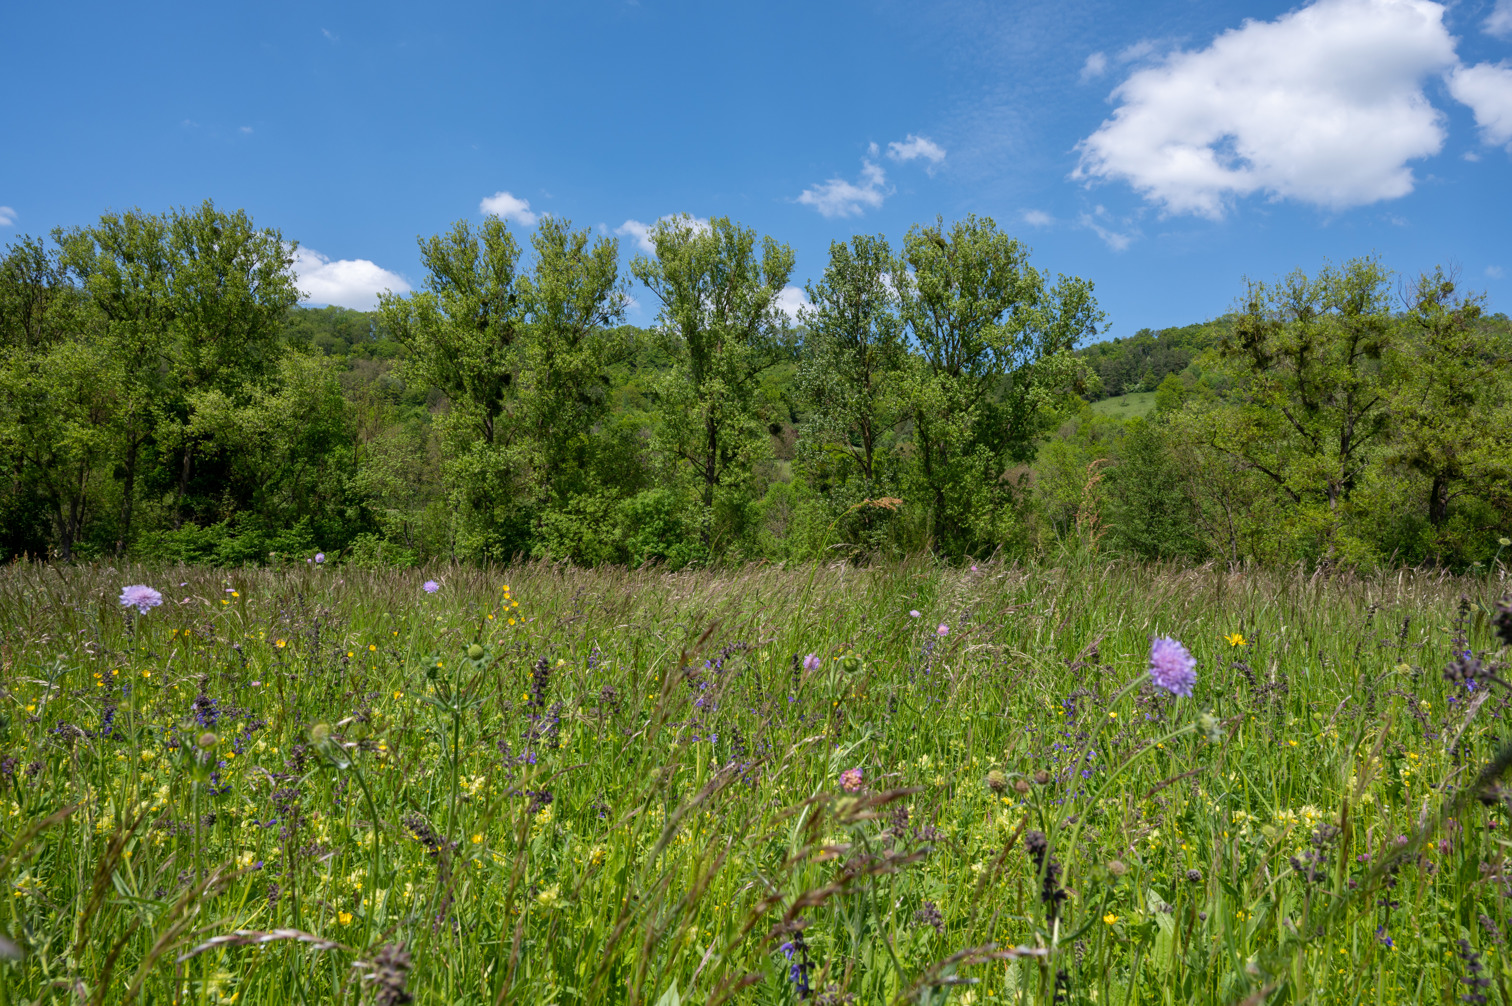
[1225,633,1246,647]
[368,644,377,652]
[536,884,561,908]
[275,639,286,648]
[338,911,353,925]
[472,833,483,844]
[1103,913,1119,925]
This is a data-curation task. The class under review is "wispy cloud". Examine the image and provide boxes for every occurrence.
[321,28,338,42]
[1487,0,1512,38]
[797,144,891,218]
[1487,265,1505,279]
[479,191,539,226]
[1021,209,1055,227]
[1074,0,1457,218]
[293,248,410,311]
[1079,206,1138,251]
[615,214,709,254]
[1080,52,1107,82]
[0,206,15,227]
[886,134,947,172]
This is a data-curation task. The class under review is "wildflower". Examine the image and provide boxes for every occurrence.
[338,911,353,925]
[1148,636,1197,697]
[1224,632,1246,647]
[1103,913,1119,925]
[985,769,1008,794]
[936,623,949,637]
[802,653,821,672]
[275,639,286,648]
[422,580,440,594]
[119,585,163,614]
[839,767,863,792]
[314,553,325,564]
[536,884,561,908]
[909,609,920,618]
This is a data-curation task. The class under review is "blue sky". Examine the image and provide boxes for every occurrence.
[2,0,1509,338]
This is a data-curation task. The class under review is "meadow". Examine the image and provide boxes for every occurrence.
[1,557,1509,1005]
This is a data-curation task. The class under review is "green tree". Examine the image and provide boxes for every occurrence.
[898,215,1102,554]
[56,201,298,542]
[632,216,795,543]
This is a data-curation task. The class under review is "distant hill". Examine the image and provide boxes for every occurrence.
[1076,318,1231,400]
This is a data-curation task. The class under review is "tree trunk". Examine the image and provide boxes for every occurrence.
[173,440,193,530]
[1428,475,1448,527]
[117,434,138,554]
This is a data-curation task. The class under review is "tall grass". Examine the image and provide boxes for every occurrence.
[0,557,1508,1005]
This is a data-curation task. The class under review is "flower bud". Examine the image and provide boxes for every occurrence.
[1186,868,1203,883]
[1107,859,1128,877]
[467,643,485,660]
[310,723,331,745]
[196,732,218,750]
[1012,778,1031,795]
[985,770,1008,794]
[1033,770,1051,786]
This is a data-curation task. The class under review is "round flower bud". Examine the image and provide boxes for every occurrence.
[1186,868,1203,883]
[467,643,485,660]
[985,770,1008,794]
[196,732,218,750]
[1033,770,1051,786]
[1012,778,1031,795]
[1107,859,1128,877]
[310,723,331,745]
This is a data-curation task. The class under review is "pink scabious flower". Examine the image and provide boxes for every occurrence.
[314,553,325,564]
[936,623,949,637]
[909,610,921,618]
[802,653,821,672]
[119,585,163,614]
[1148,636,1197,697]
[422,580,440,594]
[839,767,863,792]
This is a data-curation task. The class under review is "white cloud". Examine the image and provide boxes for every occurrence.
[239,126,253,134]
[1488,265,1505,278]
[797,152,890,218]
[1074,0,1458,218]
[1080,52,1108,82]
[293,248,411,311]
[1021,209,1055,227]
[887,134,947,168]
[615,215,709,254]
[1487,0,1512,38]
[1079,206,1138,251]
[0,206,15,227]
[1448,61,1512,148]
[773,285,811,322]
[479,191,538,226]
[321,27,338,41]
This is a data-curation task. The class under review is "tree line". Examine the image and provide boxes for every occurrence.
[1,201,1507,569]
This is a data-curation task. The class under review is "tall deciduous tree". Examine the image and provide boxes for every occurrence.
[632,216,795,538]
[899,215,1101,554]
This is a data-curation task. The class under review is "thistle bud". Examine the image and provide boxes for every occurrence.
[1012,778,1031,795]
[985,770,1008,794]
[1033,770,1051,786]
[1107,859,1128,877]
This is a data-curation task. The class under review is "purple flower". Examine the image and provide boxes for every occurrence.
[909,610,921,618]
[936,623,949,638]
[422,580,440,594]
[314,553,325,564]
[119,585,163,614]
[802,653,821,672]
[839,767,863,792]
[1148,636,1196,697]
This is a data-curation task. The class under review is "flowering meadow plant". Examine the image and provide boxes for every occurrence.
[3,561,1509,1005]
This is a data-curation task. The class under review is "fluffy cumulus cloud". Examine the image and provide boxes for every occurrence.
[773,285,811,322]
[0,206,15,227]
[293,248,411,311]
[1448,61,1512,149]
[1074,0,1458,218]
[1487,0,1512,38]
[479,191,538,226]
